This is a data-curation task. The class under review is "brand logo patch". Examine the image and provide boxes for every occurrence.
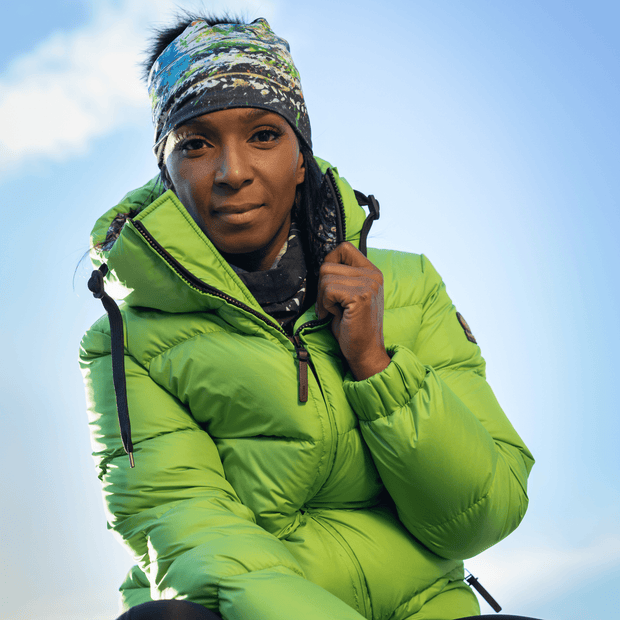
[456,312,477,344]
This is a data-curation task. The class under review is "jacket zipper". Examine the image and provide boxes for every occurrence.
[292,335,309,402]
[291,317,332,403]
[308,514,370,617]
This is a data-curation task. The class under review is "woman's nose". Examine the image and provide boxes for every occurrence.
[214,143,252,189]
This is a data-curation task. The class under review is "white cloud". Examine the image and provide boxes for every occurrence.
[0,0,279,174]
[466,534,620,609]
[0,6,146,172]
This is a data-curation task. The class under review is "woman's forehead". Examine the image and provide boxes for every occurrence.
[176,108,289,131]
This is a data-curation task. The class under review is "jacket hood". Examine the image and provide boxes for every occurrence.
[89,157,369,313]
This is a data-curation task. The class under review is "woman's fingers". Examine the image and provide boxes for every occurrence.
[317,243,382,318]
[318,272,380,321]
[322,241,372,268]
[316,243,391,379]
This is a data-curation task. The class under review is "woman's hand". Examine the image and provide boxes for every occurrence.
[316,242,391,380]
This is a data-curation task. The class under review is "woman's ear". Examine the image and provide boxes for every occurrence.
[161,166,171,189]
[160,165,174,191]
[296,150,306,185]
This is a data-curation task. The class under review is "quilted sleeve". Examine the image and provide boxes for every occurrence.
[343,255,534,560]
[79,324,367,620]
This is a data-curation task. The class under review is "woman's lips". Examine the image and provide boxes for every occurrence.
[213,203,263,224]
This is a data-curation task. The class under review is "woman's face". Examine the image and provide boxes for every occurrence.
[164,107,305,271]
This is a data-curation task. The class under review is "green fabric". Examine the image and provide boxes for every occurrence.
[80,159,533,620]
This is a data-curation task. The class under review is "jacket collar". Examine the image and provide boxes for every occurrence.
[89,157,368,314]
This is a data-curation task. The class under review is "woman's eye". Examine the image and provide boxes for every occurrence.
[182,138,209,151]
[253,130,280,143]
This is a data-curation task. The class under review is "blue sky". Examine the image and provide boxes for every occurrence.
[1,1,618,619]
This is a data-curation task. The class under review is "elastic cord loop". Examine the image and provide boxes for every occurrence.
[354,191,381,257]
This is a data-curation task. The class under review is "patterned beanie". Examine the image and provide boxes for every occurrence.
[148,17,312,163]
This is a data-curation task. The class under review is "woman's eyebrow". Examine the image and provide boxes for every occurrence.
[181,109,275,131]
[243,108,271,120]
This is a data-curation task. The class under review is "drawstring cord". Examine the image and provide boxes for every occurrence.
[88,264,135,468]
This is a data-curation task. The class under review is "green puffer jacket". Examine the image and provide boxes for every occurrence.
[80,158,534,620]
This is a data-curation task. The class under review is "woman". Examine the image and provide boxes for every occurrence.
[80,14,536,620]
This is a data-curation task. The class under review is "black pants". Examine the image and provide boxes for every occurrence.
[116,600,543,620]
[116,601,222,619]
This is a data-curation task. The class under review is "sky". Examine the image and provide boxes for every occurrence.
[0,1,618,619]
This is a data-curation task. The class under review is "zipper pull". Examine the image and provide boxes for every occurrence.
[465,569,502,613]
[292,337,309,402]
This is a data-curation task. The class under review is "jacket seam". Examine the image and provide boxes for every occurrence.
[384,301,423,312]
[357,362,485,424]
[386,575,452,620]
[425,488,491,532]
[308,515,370,617]
[144,327,231,364]
[129,425,207,448]
[214,563,305,591]
[304,385,332,500]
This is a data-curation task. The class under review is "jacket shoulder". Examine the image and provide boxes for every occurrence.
[368,247,424,273]
[367,248,442,310]
[79,313,114,362]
